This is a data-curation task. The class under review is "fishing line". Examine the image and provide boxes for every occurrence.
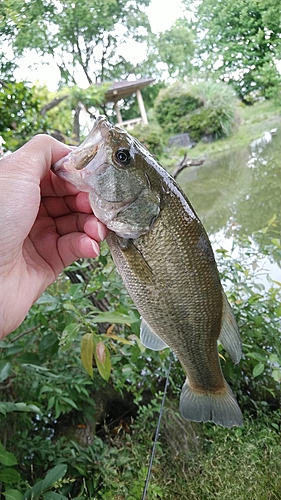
[141,353,173,500]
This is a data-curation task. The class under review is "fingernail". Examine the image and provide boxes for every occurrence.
[92,240,100,255]
[97,221,107,241]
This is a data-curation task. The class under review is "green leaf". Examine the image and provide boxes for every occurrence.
[272,281,281,289]
[93,341,111,381]
[0,468,21,484]
[0,341,14,348]
[16,353,41,365]
[5,402,41,414]
[3,489,23,500]
[81,333,94,378]
[39,332,59,354]
[14,402,40,412]
[42,464,67,490]
[104,333,133,345]
[23,464,68,499]
[0,442,17,466]
[267,214,277,226]
[246,351,266,363]
[92,311,139,324]
[4,346,22,356]
[0,360,12,382]
[22,480,44,500]
[271,238,281,248]
[272,369,281,382]
[0,403,8,416]
[60,323,80,350]
[269,354,280,364]
[61,397,78,409]
[36,293,59,305]
[47,396,55,411]
[253,362,265,378]
[43,492,68,500]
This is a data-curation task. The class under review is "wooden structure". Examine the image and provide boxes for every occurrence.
[104,78,155,129]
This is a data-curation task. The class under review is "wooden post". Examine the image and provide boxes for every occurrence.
[114,102,123,124]
[136,89,148,125]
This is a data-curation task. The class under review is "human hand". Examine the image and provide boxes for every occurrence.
[0,134,108,338]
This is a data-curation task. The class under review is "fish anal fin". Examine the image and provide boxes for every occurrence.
[180,379,243,428]
[140,318,169,351]
[219,292,242,365]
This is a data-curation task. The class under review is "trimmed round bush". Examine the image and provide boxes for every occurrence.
[154,81,240,141]
[154,82,203,133]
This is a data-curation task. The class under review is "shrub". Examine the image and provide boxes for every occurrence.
[131,122,164,156]
[154,81,202,133]
[154,80,240,140]
[178,107,222,141]
[192,81,240,138]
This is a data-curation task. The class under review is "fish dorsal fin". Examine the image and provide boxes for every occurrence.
[140,318,169,351]
[219,292,242,365]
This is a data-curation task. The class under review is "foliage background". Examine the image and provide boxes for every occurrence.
[1,0,281,498]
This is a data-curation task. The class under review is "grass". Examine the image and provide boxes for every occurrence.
[153,411,281,500]
[161,99,281,170]
[72,405,281,499]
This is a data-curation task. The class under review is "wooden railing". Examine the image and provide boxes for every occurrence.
[117,117,143,130]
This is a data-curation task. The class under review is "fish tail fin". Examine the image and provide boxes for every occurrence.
[179,380,243,428]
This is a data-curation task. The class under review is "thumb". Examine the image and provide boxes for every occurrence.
[2,134,72,183]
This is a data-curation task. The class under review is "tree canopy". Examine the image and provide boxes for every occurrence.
[155,18,195,78]
[183,0,281,100]
[0,0,152,85]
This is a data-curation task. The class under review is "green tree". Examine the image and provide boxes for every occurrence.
[0,0,152,85]
[0,80,50,150]
[183,0,281,101]
[0,0,156,145]
[155,19,195,78]
[0,80,109,150]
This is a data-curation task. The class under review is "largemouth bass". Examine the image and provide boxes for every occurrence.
[52,116,243,427]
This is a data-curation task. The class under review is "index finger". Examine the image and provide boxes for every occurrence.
[40,170,80,197]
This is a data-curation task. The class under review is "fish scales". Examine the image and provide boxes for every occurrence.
[52,116,243,427]
[107,190,224,392]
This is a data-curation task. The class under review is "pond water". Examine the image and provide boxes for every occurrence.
[179,127,281,285]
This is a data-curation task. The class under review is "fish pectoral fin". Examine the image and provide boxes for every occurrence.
[219,292,242,365]
[140,319,169,351]
[180,380,243,428]
[117,237,155,284]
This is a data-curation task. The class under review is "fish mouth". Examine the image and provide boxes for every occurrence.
[51,116,139,228]
[51,115,111,175]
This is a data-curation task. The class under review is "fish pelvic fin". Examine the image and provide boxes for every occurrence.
[180,380,243,428]
[140,318,169,351]
[219,292,242,365]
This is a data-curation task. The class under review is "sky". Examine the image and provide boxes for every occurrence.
[148,0,184,32]
[13,0,185,91]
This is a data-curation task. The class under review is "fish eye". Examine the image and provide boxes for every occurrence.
[114,148,131,167]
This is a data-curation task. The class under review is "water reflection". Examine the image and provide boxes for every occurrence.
[179,129,281,283]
